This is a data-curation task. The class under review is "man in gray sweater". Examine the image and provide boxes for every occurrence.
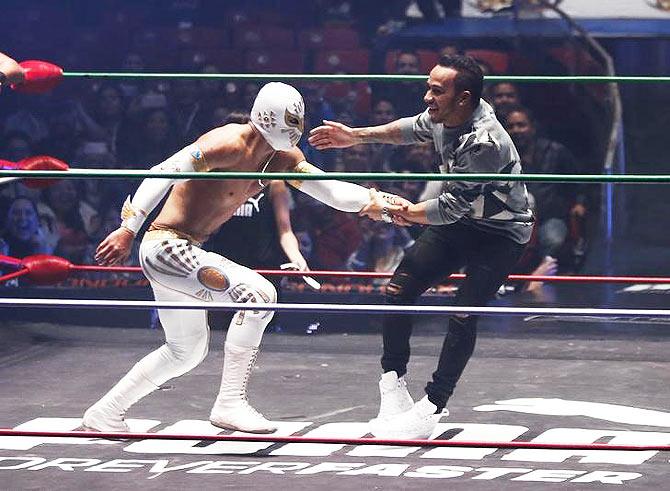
[309,55,533,439]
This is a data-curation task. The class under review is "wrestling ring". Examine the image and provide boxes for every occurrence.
[0,69,669,490]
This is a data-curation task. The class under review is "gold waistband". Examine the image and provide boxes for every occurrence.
[143,226,202,247]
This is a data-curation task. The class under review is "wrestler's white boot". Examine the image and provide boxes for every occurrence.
[82,368,159,432]
[209,342,277,434]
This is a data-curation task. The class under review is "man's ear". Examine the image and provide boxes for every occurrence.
[459,90,472,107]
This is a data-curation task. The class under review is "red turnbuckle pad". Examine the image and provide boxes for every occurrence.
[19,155,69,189]
[21,255,72,285]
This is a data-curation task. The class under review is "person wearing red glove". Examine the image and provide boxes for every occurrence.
[0,52,63,94]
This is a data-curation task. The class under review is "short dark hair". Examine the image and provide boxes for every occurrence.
[498,103,535,127]
[224,111,251,124]
[438,54,484,109]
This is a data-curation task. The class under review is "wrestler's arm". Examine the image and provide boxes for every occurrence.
[118,144,207,235]
[270,147,406,220]
[95,144,208,265]
[289,161,373,213]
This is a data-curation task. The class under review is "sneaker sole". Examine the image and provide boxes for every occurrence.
[80,424,131,441]
[209,419,277,434]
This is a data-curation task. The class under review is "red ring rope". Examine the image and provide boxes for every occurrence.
[0,269,30,283]
[65,264,670,284]
[2,253,670,284]
[0,429,667,451]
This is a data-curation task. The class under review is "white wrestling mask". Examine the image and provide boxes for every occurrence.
[250,82,305,151]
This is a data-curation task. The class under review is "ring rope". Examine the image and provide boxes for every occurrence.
[1,298,669,318]
[0,269,29,283]
[3,168,670,183]
[0,428,667,451]
[67,264,670,284]
[4,254,669,285]
[61,72,670,84]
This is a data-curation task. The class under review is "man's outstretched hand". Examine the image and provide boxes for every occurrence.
[308,120,358,150]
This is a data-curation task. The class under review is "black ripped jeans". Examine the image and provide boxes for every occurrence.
[382,221,526,411]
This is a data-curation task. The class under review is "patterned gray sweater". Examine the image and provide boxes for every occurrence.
[398,100,533,244]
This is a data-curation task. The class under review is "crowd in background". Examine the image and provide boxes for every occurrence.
[0,0,592,289]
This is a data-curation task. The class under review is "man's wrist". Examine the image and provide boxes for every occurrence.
[352,127,367,145]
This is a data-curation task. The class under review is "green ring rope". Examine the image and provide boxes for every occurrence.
[4,169,670,183]
[62,72,670,84]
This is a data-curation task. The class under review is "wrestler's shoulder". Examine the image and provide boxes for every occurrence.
[271,147,306,168]
[198,124,249,158]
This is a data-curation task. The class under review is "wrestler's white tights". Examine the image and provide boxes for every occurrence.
[89,240,277,415]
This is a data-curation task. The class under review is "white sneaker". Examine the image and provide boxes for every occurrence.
[209,342,277,434]
[375,371,414,419]
[82,404,130,433]
[368,371,415,435]
[370,396,447,440]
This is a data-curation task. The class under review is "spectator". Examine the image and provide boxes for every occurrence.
[486,81,521,113]
[438,44,463,58]
[300,84,336,170]
[368,98,399,170]
[312,208,363,271]
[42,180,94,264]
[1,130,34,162]
[120,108,181,166]
[347,219,414,276]
[168,78,204,143]
[0,131,41,206]
[333,144,373,174]
[199,64,229,119]
[501,104,586,268]
[74,141,117,169]
[77,83,126,157]
[2,97,50,145]
[0,197,53,259]
[118,52,147,100]
[42,104,81,163]
[375,50,426,117]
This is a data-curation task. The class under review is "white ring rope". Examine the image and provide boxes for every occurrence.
[1,298,669,318]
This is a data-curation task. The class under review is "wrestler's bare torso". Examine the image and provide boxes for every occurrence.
[152,123,303,243]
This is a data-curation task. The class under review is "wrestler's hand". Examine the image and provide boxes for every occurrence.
[95,227,134,266]
[308,120,357,150]
[359,188,404,222]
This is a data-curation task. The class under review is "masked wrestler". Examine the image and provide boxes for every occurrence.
[84,82,404,434]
